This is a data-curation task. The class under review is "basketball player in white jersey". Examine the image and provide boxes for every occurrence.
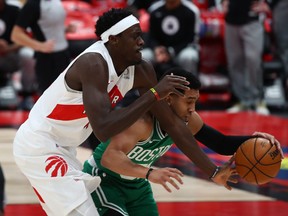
[13,8,240,216]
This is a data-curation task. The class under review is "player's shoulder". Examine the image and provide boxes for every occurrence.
[75,52,106,67]
[191,111,201,121]
[66,52,108,87]
[133,59,157,87]
[134,59,154,75]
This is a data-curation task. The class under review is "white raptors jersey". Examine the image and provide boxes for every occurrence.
[22,41,135,147]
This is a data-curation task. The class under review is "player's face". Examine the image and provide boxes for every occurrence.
[167,89,199,124]
[117,24,144,64]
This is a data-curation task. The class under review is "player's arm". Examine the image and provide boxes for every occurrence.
[188,112,284,158]
[68,56,189,142]
[101,118,149,178]
[188,112,252,155]
[136,66,235,189]
[150,101,237,189]
[100,116,183,192]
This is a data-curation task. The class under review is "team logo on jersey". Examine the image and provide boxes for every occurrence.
[45,156,68,177]
[123,70,130,79]
[109,85,123,108]
[84,122,89,129]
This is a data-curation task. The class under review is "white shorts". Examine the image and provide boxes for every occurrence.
[13,124,101,215]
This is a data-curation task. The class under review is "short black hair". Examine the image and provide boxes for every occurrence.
[161,67,201,91]
[95,8,133,37]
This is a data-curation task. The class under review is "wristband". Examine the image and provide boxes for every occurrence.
[145,168,154,180]
[150,88,160,101]
[209,166,220,180]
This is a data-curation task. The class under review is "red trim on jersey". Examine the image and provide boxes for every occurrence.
[47,86,124,120]
[47,104,87,120]
[33,187,45,203]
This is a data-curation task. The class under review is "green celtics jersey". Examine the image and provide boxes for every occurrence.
[93,118,174,181]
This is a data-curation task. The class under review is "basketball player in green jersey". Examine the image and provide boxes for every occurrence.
[83,68,283,216]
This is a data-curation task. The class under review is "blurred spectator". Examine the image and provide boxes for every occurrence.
[0,0,21,88]
[18,45,36,110]
[268,0,288,100]
[223,0,270,115]
[142,0,200,75]
[205,0,226,11]
[0,164,4,216]
[11,0,75,94]
[153,45,178,80]
[0,0,36,110]
[127,0,158,11]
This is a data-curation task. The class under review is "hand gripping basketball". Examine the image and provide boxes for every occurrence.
[153,74,190,99]
[211,155,238,190]
[235,137,282,185]
[252,132,284,159]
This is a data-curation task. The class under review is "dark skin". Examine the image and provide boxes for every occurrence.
[65,24,189,141]
[65,23,230,186]
[101,88,236,193]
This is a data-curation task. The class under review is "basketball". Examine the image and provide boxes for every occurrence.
[235,137,282,185]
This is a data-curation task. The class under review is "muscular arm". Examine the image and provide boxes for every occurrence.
[67,55,188,142]
[187,112,257,155]
[101,117,151,178]
[188,112,284,158]
[101,115,184,192]
[72,55,158,141]
[149,102,216,177]
[136,72,217,177]
[194,124,253,155]
[147,106,236,188]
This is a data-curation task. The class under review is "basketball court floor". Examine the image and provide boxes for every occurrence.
[0,109,287,216]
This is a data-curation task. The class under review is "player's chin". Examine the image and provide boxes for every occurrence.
[136,51,142,60]
[133,52,142,64]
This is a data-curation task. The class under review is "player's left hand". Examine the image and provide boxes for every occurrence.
[211,155,238,190]
[252,132,284,159]
[147,167,184,193]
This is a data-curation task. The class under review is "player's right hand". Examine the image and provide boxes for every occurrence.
[147,167,184,192]
[154,74,190,99]
[211,155,238,190]
[252,131,284,159]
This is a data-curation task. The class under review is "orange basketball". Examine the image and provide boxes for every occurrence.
[235,137,282,185]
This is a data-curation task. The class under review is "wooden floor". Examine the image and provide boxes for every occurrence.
[0,110,287,215]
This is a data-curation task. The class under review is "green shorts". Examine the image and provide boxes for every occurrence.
[83,161,158,216]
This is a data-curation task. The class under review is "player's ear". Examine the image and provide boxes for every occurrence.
[165,96,171,106]
[109,35,118,44]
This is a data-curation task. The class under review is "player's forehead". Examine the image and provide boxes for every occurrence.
[183,89,199,99]
[122,23,142,35]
